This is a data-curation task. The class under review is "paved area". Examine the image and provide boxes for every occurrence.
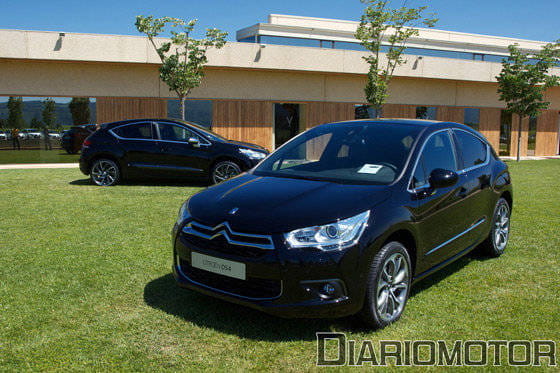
[0,163,79,170]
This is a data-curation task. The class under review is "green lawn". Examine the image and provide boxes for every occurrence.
[0,150,79,164]
[0,161,559,371]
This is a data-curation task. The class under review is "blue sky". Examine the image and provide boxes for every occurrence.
[1,0,558,42]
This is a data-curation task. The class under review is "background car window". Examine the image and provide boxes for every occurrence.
[455,131,487,169]
[112,123,153,139]
[158,123,198,142]
[414,131,456,186]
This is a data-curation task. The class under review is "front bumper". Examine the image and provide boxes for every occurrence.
[172,221,367,318]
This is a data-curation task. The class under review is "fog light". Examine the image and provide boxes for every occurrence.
[301,279,346,300]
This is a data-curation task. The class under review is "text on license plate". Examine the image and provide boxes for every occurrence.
[191,252,246,280]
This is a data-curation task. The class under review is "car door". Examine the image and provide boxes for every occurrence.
[154,121,213,177]
[409,130,474,272]
[452,129,493,240]
[110,121,160,176]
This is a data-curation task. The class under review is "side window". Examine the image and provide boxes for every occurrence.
[412,131,456,188]
[455,131,487,169]
[158,123,198,142]
[112,123,153,139]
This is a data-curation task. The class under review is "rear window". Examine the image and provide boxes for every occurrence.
[454,130,487,169]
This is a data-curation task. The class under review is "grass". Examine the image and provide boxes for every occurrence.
[0,160,559,371]
[0,149,80,164]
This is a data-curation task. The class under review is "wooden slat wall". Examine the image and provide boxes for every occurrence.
[212,100,273,150]
[479,108,501,151]
[382,104,416,118]
[536,110,559,156]
[96,97,167,124]
[304,102,355,129]
[436,106,464,123]
[509,115,529,158]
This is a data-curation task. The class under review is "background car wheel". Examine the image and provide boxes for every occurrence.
[360,241,412,329]
[479,197,511,257]
[211,160,241,184]
[90,159,120,186]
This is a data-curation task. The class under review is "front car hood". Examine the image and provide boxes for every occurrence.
[188,174,391,233]
[223,139,268,152]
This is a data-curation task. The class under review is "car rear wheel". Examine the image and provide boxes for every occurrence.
[90,159,120,186]
[480,197,511,257]
[211,161,241,184]
[360,242,412,329]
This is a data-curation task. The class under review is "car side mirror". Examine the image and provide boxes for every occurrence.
[429,168,458,189]
[188,137,200,148]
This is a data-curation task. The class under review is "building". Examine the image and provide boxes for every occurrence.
[0,14,559,155]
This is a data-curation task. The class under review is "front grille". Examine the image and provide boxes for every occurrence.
[178,258,281,299]
[182,220,274,258]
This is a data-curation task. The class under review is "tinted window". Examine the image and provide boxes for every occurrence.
[464,108,480,130]
[158,123,198,142]
[113,123,153,139]
[412,131,456,187]
[416,107,438,120]
[254,123,422,185]
[455,131,487,169]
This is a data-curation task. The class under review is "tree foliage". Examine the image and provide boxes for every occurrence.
[135,16,227,120]
[69,97,91,125]
[42,98,58,129]
[496,42,560,160]
[355,0,437,117]
[7,97,26,129]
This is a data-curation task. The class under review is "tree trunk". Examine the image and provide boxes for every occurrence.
[516,115,522,162]
[180,96,186,121]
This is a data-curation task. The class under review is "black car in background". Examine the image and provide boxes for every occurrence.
[61,124,97,154]
[172,119,512,329]
[79,119,268,186]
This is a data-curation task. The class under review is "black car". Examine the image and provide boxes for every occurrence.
[172,119,513,329]
[79,119,268,186]
[61,124,97,154]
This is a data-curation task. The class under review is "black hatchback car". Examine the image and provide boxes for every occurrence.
[79,119,268,185]
[172,119,512,329]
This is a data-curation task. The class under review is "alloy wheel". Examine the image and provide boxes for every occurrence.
[212,162,240,184]
[376,252,409,322]
[493,203,510,251]
[91,160,118,186]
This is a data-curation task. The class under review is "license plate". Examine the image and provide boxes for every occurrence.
[191,252,246,280]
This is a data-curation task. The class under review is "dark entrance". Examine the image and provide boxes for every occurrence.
[274,103,301,148]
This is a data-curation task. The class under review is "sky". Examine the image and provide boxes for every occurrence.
[0,0,558,42]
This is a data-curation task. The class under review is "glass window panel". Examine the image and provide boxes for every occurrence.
[157,123,198,142]
[455,131,487,168]
[416,106,438,120]
[259,35,320,48]
[464,108,480,130]
[113,122,153,139]
[421,131,457,174]
[167,100,212,128]
[527,116,537,156]
[499,111,512,156]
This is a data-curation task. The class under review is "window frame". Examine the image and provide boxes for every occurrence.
[452,128,491,173]
[108,121,156,141]
[154,121,212,146]
[407,129,459,192]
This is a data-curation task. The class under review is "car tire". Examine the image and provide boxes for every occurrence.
[360,241,412,329]
[479,197,511,257]
[90,158,120,186]
[211,160,242,184]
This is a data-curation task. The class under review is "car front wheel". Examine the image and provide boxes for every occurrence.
[361,241,412,329]
[90,159,120,186]
[211,161,241,184]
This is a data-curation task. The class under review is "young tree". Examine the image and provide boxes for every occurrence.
[496,42,560,161]
[355,0,437,117]
[69,97,91,125]
[42,98,58,129]
[7,97,26,129]
[30,116,42,128]
[135,16,227,120]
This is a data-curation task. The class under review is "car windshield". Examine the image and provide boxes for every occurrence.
[253,122,423,185]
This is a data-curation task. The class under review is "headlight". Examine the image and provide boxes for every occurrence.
[239,148,267,160]
[176,200,191,225]
[284,211,370,251]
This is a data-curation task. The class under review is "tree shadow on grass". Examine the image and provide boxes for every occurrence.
[143,274,362,341]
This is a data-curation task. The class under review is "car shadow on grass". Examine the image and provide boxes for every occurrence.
[143,274,362,341]
[69,178,208,188]
[144,251,492,340]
